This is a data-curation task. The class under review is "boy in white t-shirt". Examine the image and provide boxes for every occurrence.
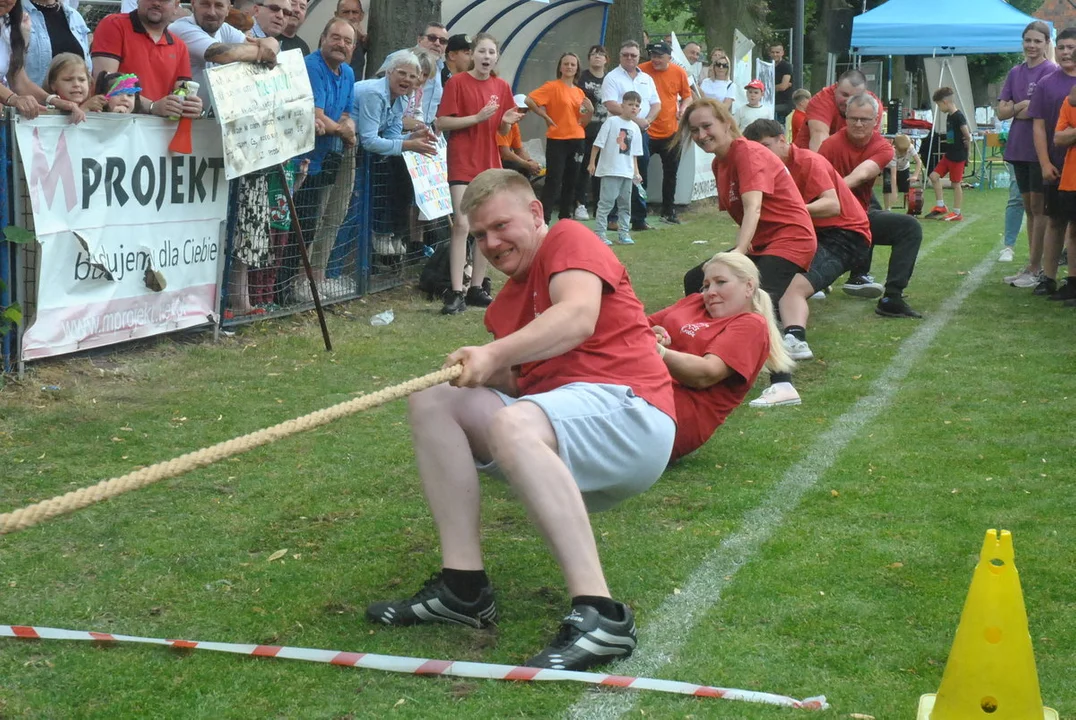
[735,79,771,129]
[588,90,644,245]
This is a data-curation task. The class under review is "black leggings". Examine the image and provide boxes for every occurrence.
[542,138,583,222]
[648,134,683,216]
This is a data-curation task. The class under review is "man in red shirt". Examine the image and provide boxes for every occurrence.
[366,169,676,673]
[744,118,871,363]
[91,0,203,118]
[640,41,692,224]
[818,94,924,318]
[794,68,881,152]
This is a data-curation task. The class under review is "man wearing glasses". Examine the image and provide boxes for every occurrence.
[600,39,661,232]
[415,21,449,123]
[249,0,292,41]
[819,94,924,318]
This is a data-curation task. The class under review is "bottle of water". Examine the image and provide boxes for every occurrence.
[634,181,647,201]
[994,166,1011,190]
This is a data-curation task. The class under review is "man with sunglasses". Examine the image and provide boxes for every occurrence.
[249,0,291,41]
[415,21,448,123]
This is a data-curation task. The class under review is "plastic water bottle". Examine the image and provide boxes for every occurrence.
[370,309,394,326]
[634,181,647,201]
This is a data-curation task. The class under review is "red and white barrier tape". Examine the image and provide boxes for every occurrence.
[1,624,828,710]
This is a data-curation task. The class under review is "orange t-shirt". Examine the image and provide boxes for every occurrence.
[528,80,586,140]
[1057,101,1076,191]
[639,61,692,140]
[496,123,522,149]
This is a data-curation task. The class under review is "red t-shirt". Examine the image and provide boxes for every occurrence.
[438,72,514,183]
[90,11,192,101]
[648,299,769,461]
[793,85,883,148]
[484,220,676,422]
[713,137,817,270]
[790,108,807,141]
[817,131,894,211]
[786,144,871,245]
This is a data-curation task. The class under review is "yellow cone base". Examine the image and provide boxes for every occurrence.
[917,693,1057,719]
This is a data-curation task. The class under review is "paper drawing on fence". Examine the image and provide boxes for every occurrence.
[206,49,315,180]
[403,136,452,221]
[13,114,230,361]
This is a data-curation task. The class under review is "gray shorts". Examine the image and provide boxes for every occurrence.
[479,383,675,512]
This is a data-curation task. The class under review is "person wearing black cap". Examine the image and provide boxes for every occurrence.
[640,41,692,225]
[442,33,472,84]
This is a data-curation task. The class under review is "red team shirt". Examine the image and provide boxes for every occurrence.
[714,137,817,270]
[648,298,770,461]
[817,131,894,211]
[438,72,515,184]
[785,144,872,244]
[793,84,883,149]
[484,220,676,422]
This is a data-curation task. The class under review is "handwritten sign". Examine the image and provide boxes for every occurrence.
[205,49,315,180]
[403,137,452,221]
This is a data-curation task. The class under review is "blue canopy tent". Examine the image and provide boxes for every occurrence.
[850,0,1051,55]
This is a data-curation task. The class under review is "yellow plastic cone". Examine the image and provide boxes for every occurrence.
[917,529,1057,719]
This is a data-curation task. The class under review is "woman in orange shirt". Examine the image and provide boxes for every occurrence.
[526,53,594,224]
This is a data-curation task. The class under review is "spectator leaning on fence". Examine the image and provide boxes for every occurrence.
[23,0,90,89]
[290,18,356,298]
[335,0,365,80]
[169,0,278,105]
[278,0,308,55]
[91,0,203,118]
[353,49,437,256]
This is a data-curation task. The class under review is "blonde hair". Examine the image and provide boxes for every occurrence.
[893,133,911,154]
[45,53,90,96]
[706,48,729,81]
[675,97,740,151]
[701,252,795,375]
[460,169,535,217]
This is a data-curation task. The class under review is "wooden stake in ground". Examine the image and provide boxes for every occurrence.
[276,162,332,352]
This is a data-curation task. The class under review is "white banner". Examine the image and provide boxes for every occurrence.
[206,49,315,180]
[733,29,754,90]
[403,137,452,221]
[755,58,776,121]
[15,115,229,361]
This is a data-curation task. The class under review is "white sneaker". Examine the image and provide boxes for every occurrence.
[372,233,393,255]
[1010,270,1042,289]
[573,204,590,221]
[809,291,826,300]
[394,237,407,255]
[783,333,814,361]
[749,382,802,408]
[998,246,1014,262]
[1003,267,1031,284]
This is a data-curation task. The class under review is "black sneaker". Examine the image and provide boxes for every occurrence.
[875,296,923,318]
[441,290,466,315]
[631,221,655,232]
[661,212,681,225]
[465,285,494,307]
[842,275,885,299]
[1032,277,1057,296]
[365,573,497,628]
[1047,278,1076,301]
[524,603,636,671]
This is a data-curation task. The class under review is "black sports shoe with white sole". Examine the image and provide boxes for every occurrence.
[366,574,497,628]
[524,603,636,671]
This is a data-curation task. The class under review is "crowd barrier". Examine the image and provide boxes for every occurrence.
[0,111,451,372]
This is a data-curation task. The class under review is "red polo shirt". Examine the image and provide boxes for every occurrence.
[91,11,192,101]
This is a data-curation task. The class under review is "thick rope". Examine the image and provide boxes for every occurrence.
[0,364,463,536]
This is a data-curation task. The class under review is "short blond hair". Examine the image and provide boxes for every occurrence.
[893,133,911,153]
[460,169,536,216]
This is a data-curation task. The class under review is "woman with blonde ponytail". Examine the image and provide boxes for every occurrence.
[650,252,793,462]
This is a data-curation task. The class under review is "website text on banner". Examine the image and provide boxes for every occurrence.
[206,48,315,180]
[404,136,452,221]
[16,115,229,361]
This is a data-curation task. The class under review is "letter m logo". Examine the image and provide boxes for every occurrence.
[29,127,77,213]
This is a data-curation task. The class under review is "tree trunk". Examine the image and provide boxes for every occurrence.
[699,0,765,66]
[809,0,850,92]
[368,0,440,79]
[603,0,644,66]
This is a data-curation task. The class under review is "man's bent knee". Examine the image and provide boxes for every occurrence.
[487,402,556,465]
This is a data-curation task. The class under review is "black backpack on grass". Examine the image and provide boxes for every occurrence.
[418,241,453,300]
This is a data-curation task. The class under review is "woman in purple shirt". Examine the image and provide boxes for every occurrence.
[998,20,1054,283]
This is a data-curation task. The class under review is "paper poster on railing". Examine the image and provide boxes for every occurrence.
[14,114,229,361]
[403,137,452,221]
[206,48,315,180]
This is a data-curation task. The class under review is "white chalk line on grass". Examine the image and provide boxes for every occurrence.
[565,246,998,719]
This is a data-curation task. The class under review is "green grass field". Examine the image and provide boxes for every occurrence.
[1,188,1074,719]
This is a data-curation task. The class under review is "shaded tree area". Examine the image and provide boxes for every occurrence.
[367,0,440,79]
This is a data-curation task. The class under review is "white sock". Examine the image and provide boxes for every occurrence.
[953,208,961,214]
